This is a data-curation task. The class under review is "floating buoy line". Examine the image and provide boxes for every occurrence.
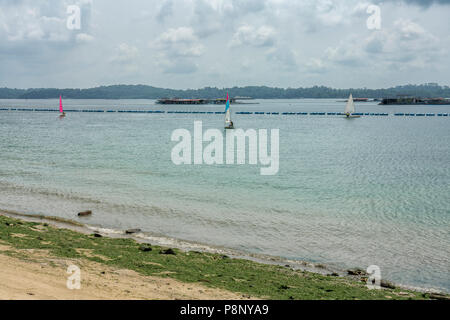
[0,108,448,117]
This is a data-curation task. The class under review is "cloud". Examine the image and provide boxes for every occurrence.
[109,43,140,73]
[154,27,204,57]
[0,6,64,42]
[161,60,199,74]
[372,19,442,68]
[152,27,204,74]
[0,0,449,88]
[324,19,443,71]
[0,0,93,45]
[324,37,366,67]
[156,0,174,23]
[230,25,276,47]
[383,0,450,7]
[76,33,94,43]
[189,0,268,38]
[263,0,363,32]
[305,58,327,74]
[111,43,139,64]
[190,0,231,38]
[266,47,298,69]
[394,18,428,40]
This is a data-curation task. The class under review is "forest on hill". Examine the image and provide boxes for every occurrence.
[1,83,449,99]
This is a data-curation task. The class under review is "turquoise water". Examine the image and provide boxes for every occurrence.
[0,99,449,292]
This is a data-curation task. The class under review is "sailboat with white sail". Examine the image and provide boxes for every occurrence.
[224,92,234,129]
[344,93,359,118]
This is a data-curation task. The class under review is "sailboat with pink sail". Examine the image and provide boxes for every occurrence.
[59,95,66,118]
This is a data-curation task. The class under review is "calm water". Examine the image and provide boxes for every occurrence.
[0,99,449,292]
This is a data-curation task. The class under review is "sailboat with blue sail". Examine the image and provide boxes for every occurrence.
[224,92,234,129]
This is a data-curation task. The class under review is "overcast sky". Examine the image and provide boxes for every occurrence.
[0,0,449,89]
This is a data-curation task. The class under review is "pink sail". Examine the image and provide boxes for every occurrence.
[59,95,63,113]
[225,92,230,112]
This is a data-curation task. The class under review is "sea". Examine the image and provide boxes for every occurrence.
[0,98,449,292]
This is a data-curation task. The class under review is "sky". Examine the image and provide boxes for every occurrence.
[0,0,449,89]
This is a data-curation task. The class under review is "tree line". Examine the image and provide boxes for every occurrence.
[1,83,449,99]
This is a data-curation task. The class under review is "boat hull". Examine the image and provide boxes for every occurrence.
[344,115,360,118]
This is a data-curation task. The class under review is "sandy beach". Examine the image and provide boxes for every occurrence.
[0,245,246,300]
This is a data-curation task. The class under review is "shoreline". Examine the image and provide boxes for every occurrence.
[1,210,448,300]
[0,209,343,276]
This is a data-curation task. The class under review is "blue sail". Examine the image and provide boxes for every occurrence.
[225,92,230,112]
[224,92,232,127]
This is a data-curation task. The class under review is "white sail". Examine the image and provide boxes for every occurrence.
[344,93,355,114]
[224,93,232,127]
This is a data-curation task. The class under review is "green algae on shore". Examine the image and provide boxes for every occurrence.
[0,214,438,300]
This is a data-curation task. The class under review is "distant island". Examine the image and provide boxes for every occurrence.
[0,83,449,100]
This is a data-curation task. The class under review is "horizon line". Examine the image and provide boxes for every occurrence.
[1,82,449,91]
